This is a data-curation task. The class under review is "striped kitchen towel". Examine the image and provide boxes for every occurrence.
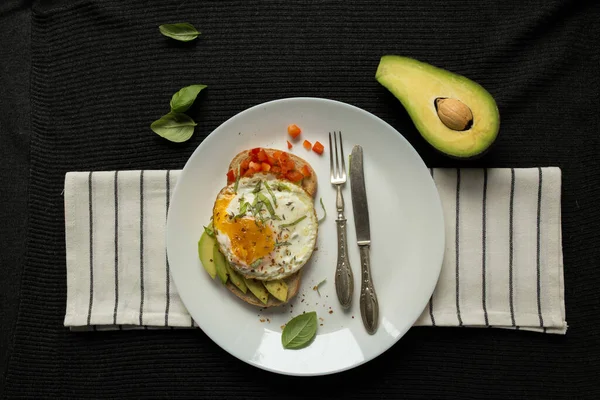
[414,168,565,333]
[64,170,194,330]
[63,167,567,333]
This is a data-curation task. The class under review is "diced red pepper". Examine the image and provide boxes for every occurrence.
[249,161,262,172]
[241,158,250,170]
[303,140,312,150]
[257,149,268,162]
[271,166,281,174]
[251,148,261,155]
[281,159,295,175]
[287,140,293,150]
[286,170,304,182]
[226,169,235,183]
[261,162,271,172]
[287,124,302,139]
[267,154,277,165]
[243,168,255,177]
[301,164,311,177]
[312,141,325,155]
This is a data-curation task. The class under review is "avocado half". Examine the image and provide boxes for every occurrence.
[375,55,500,158]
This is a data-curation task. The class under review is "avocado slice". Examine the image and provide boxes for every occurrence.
[262,279,288,302]
[212,244,229,285]
[197,231,217,279]
[225,262,248,294]
[375,55,500,158]
[243,277,269,304]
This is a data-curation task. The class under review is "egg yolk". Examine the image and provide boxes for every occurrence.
[213,195,275,265]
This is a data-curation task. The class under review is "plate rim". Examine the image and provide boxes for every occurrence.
[167,96,445,376]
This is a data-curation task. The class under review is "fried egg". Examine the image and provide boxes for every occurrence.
[212,174,318,280]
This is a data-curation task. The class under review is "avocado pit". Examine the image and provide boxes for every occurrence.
[435,98,473,131]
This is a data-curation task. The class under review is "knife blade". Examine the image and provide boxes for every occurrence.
[350,145,379,334]
[350,146,370,244]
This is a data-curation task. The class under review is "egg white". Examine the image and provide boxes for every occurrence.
[213,174,318,280]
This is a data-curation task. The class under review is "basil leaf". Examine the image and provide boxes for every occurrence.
[348,154,352,177]
[203,224,214,237]
[251,200,265,224]
[170,84,207,113]
[280,215,306,228]
[151,112,197,143]
[275,241,291,247]
[252,199,262,214]
[252,180,262,194]
[318,197,327,223]
[282,312,318,349]
[313,278,326,296]
[263,181,277,207]
[277,183,291,192]
[250,258,262,269]
[234,201,248,219]
[257,193,276,218]
[159,23,200,42]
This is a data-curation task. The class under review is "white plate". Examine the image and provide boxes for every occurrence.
[167,97,444,376]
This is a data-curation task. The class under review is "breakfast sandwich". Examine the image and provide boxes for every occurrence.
[198,148,319,307]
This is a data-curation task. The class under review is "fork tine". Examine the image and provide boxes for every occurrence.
[334,131,340,178]
[329,132,334,180]
[339,131,346,180]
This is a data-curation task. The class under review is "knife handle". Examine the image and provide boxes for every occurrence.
[335,218,354,309]
[359,245,378,334]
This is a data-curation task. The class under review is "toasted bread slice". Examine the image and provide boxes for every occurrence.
[218,148,317,308]
[228,148,318,197]
[225,270,303,308]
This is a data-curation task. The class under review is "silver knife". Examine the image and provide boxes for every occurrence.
[350,145,379,335]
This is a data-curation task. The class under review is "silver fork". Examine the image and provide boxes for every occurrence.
[329,131,354,309]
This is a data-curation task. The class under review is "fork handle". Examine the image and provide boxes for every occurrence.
[335,182,345,212]
[335,217,354,309]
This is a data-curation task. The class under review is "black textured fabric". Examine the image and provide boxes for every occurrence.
[4,0,600,398]
[0,1,31,397]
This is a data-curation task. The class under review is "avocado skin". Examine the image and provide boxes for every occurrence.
[212,244,229,284]
[262,279,288,302]
[244,277,269,304]
[376,55,500,159]
[225,261,248,294]
[197,231,217,279]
